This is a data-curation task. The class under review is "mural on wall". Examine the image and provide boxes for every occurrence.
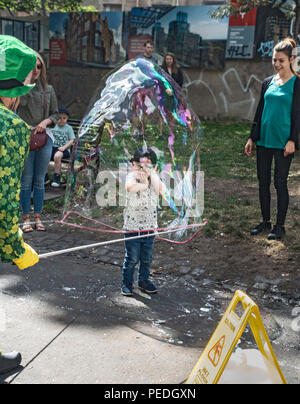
[48,5,299,121]
[127,6,229,69]
[226,2,257,59]
[255,5,299,58]
[49,12,126,67]
[49,6,228,69]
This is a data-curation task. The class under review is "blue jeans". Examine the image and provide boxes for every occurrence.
[122,232,155,287]
[20,136,53,214]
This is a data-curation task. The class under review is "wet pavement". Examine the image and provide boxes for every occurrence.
[0,214,299,384]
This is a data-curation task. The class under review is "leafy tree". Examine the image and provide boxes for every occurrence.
[210,0,300,38]
[0,0,98,15]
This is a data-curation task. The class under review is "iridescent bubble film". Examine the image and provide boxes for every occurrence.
[62,58,204,242]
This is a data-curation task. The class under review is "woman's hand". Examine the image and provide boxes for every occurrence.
[244,138,254,157]
[284,140,295,157]
[33,119,51,134]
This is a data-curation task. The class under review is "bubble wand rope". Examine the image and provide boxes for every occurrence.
[59,211,206,245]
[38,224,204,259]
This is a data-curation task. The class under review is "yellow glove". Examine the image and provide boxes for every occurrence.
[13,243,39,270]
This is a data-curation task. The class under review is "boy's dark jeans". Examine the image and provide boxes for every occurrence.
[256,146,293,227]
[122,232,155,288]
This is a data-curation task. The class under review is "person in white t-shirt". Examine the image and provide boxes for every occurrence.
[50,107,75,187]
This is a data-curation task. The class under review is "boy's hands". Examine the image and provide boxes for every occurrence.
[136,170,149,185]
[13,243,39,270]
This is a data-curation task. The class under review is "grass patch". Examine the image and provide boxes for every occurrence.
[200,120,256,181]
[202,191,258,240]
[43,197,64,214]
[197,120,300,255]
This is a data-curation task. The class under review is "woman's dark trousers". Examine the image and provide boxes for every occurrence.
[256,146,293,227]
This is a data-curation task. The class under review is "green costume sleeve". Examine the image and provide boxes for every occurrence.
[0,104,30,262]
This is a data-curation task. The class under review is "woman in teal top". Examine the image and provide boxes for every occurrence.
[257,75,296,149]
[245,38,300,240]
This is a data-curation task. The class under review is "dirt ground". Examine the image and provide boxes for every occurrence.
[195,176,300,303]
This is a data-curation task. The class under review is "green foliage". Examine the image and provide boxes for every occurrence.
[0,0,98,15]
[209,0,297,20]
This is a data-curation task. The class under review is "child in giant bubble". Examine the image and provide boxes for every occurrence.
[121,146,166,297]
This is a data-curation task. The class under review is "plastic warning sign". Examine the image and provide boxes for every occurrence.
[208,335,225,367]
[185,290,286,385]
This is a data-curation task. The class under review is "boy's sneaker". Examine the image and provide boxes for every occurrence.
[268,225,285,240]
[51,174,61,188]
[138,279,157,294]
[121,284,133,297]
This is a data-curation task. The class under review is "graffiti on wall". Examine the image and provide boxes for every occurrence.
[254,5,296,59]
[184,67,263,120]
[257,41,275,57]
[49,62,266,121]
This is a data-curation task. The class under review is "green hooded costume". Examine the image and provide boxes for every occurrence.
[0,35,36,262]
[0,35,36,372]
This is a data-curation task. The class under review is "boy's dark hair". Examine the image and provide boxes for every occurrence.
[58,107,69,116]
[131,147,157,165]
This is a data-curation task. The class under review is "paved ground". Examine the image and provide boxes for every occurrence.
[0,214,299,385]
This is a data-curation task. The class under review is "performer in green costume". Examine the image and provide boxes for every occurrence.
[0,35,39,374]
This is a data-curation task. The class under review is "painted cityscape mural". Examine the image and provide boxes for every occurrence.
[49,6,228,69]
[48,5,299,69]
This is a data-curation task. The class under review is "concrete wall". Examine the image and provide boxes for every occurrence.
[48,66,111,119]
[48,59,274,122]
[183,59,273,121]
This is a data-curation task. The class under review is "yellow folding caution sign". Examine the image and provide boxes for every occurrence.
[186,290,286,384]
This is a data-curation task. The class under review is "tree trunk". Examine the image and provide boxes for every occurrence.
[295,2,300,39]
[41,0,47,16]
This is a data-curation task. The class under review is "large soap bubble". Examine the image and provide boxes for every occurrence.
[61,58,204,243]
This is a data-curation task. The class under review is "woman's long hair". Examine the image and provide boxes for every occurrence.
[162,53,179,75]
[34,51,48,89]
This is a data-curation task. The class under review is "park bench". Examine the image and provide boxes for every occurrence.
[46,118,99,185]
[62,118,82,163]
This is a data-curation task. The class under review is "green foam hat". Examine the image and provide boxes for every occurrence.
[0,35,37,97]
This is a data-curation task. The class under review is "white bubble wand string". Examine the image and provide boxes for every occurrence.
[38,223,205,259]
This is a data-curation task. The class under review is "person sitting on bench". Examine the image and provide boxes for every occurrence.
[50,107,75,187]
